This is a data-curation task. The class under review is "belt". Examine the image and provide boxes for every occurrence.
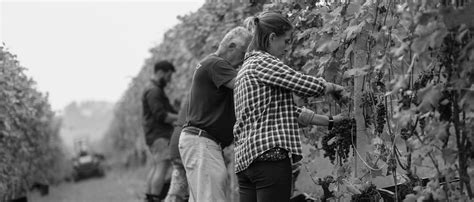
[255,147,289,162]
[182,126,221,147]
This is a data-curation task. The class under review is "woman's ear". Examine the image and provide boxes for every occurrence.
[269,32,276,42]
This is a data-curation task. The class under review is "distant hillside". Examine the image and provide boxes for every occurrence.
[60,101,114,153]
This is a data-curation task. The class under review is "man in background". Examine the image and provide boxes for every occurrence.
[142,61,178,202]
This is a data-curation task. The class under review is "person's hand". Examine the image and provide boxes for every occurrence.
[333,112,349,123]
[335,90,351,106]
[327,83,351,106]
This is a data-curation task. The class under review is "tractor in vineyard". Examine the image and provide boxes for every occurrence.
[70,139,106,182]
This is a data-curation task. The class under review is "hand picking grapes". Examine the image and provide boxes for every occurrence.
[326,82,351,106]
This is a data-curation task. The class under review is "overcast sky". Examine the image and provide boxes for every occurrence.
[1,0,204,111]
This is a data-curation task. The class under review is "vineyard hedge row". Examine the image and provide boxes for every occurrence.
[0,46,68,200]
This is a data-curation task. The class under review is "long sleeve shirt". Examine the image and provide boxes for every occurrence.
[233,50,327,173]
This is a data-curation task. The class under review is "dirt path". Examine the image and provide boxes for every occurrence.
[29,167,148,202]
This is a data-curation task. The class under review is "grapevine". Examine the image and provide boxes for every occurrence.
[413,70,434,90]
[321,118,356,164]
[351,182,380,201]
[375,100,386,135]
[373,70,385,91]
[318,175,335,201]
[438,91,452,122]
[0,46,66,199]
[400,128,418,141]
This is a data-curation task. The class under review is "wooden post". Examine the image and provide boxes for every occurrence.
[352,34,369,179]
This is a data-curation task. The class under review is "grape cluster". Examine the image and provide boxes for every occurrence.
[374,70,385,90]
[399,91,411,110]
[375,101,386,135]
[400,123,418,141]
[413,71,434,90]
[322,118,356,164]
[438,91,452,122]
[318,175,335,200]
[351,182,379,201]
[400,128,411,141]
[419,118,426,130]
[387,154,397,174]
[396,183,417,201]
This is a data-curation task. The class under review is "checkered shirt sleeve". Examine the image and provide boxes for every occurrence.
[233,50,327,173]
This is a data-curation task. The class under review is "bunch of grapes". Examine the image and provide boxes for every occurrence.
[419,117,426,130]
[413,70,434,90]
[387,153,397,175]
[399,91,412,110]
[351,182,379,201]
[374,70,385,90]
[375,101,386,135]
[401,128,410,140]
[318,175,335,201]
[396,183,417,201]
[322,118,356,164]
[438,91,452,122]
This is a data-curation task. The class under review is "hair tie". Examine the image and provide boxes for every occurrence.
[254,17,259,25]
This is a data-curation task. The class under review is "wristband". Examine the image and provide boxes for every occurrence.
[328,115,334,130]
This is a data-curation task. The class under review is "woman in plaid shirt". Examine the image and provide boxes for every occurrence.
[234,12,349,202]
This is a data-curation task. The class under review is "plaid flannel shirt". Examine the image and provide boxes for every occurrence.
[233,50,327,173]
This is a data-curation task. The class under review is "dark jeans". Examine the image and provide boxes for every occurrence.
[237,157,292,202]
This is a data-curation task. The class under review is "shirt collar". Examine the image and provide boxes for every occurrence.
[151,79,165,89]
[245,50,279,61]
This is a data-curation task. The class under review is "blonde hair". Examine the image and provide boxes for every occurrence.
[217,26,252,53]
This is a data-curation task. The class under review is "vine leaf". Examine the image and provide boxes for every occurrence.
[308,147,320,159]
[317,40,339,53]
[416,84,442,113]
[404,194,418,202]
[344,43,354,60]
[343,65,370,78]
[365,152,384,178]
[426,120,448,141]
[412,155,424,168]
[389,75,408,95]
[301,59,317,75]
[391,42,408,57]
[370,168,383,178]
[318,55,331,68]
[441,3,474,29]
[346,1,362,16]
[414,12,435,26]
[460,89,474,111]
[442,148,457,165]
[411,35,430,54]
[345,21,366,41]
